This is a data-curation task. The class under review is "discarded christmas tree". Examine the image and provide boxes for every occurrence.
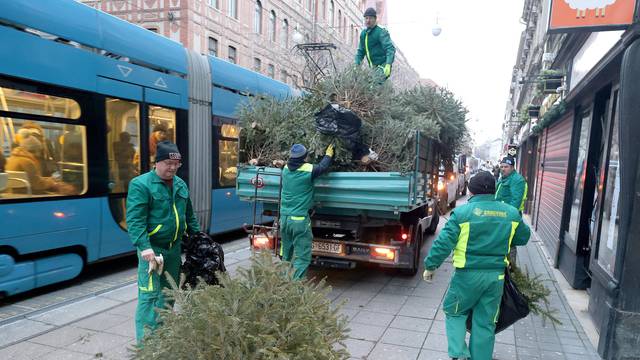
[134,251,349,360]
[511,264,562,326]
[238,67,468,172]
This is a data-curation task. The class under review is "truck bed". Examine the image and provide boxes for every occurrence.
[236,166,427,214]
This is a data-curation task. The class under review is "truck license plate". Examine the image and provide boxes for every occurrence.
[312,241,343,254]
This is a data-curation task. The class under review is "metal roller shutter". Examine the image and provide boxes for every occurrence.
[534,113,573,256]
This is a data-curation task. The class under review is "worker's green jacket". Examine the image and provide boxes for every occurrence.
[126,170,200,252]
[424,194,530,271]
[495,171,528,212]
[355,25,396,67]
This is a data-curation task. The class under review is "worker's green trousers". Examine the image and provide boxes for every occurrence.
[135,245,182,344]
[443,269,504,360]
[280,215,313,280]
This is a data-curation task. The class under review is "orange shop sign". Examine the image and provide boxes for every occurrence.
[549,0,637,32]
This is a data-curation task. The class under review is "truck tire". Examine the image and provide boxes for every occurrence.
[462,183,468,196]
[449,199,456,209]
[426,208,439,235]
[398,228,423,276]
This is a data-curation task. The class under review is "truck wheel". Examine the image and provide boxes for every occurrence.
[426,208,439,235]
[398,228,422,276]
[449,199,456,209]
[462,183,468,196]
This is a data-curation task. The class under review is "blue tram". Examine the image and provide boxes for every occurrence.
[0,0,292,296]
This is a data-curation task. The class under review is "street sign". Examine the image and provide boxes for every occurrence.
[507,145,518,157]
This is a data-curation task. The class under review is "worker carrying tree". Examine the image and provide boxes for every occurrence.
[355,7,396,81]
[279,143,334,280]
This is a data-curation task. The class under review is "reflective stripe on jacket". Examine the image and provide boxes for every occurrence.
[424,194,530,271]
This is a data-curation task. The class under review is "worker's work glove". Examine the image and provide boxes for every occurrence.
[325,143,335,157]
[383,64,391,77]
[423,269,435,283]
[141,248,156,262]
[148,254,164,275]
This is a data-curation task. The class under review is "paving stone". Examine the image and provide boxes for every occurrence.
[495,328,516,345]
[398,303,437,319]
[428,319,446,335]
[97,284,137,303]
[103,318,136,339]
[100,340,136,360]
[337,307,360,321]
[0,318,55,347]
[65,329,131,355]
[417,348,450,360]
[540,350,567,360]
[0,341,56,360]
[341,338,375,358]
[363,299,407,314]
[380,285,415,296]
[389,316,432,333]
[351,311,395,327]
[30,326,96,347]
[493,342,517,360]
[368,342,421,360]
[421,332,448,352]
[347,322,386,342]
[39,348,91,360]
[29,297,120,327]
[562,344,590,355]
[381,327,427,348]
[105,301,137,317]
[72,312,129,332]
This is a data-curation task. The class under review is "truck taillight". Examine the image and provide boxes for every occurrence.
[372,247,395,261]
[252,234,274,250]
[401,233,409,241]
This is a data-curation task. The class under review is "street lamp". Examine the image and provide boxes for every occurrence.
[432,15,442,36]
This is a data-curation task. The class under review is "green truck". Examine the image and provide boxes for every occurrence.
[236,132,441,275]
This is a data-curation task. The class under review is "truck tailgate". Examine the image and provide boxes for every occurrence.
[237,166,426,212]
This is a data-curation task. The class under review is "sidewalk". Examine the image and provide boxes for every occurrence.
[0,225,602,359]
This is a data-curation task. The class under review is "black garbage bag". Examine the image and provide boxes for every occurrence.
[182,231,226,288]
[466,269,530,334]
[314,104,370,159]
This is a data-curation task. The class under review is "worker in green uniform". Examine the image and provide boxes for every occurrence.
[355,7,396,80]
[280,143,333,280]
[126,141,200,344]
[423,171,530,360]
[495,156,527,213]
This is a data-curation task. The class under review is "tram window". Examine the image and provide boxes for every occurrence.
[0,118,87,199]
[106,98,140,193]
[0,86,81,119]
[148,105,176,163]
[218,123,239,188]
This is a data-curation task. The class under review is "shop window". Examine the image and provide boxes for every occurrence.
[0,118,87,199]
[597,93,620,275]
[0,85,81,119]
[218,124,239,187]
[106,98,140,193]
[568,112,591,242]
[148,105,176,163]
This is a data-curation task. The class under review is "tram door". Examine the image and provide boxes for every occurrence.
[100,81,181,257]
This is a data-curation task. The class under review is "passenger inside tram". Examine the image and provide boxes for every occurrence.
[5,128,76,195]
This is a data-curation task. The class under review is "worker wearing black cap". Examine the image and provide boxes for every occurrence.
[355,7,396,80]
[495,156,527,213]
[423,171,530,360]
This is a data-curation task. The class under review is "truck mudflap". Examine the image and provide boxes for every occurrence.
[310,238,415,269]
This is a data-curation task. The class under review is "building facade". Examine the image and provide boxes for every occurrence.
[503,1,640,359]
[81,0,419,89]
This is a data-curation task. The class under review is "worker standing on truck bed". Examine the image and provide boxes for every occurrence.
[279,143,334,280]
[355,7,396,81]
[422,171,531,360]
